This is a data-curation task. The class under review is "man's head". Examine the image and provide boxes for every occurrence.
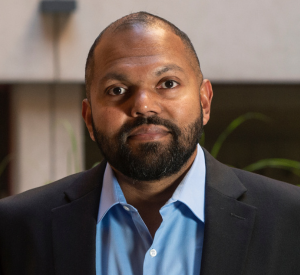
[85,12,202,102]
[82,12,213,181]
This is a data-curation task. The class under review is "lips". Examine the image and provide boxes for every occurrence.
[127,124,170,141]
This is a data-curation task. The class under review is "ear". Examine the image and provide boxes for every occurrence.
[200,79,213,126]
[82,99,95,141]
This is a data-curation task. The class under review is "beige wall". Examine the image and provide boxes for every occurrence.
[0,0,299,82]
[11,84,84,193]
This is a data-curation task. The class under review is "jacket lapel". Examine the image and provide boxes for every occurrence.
[200,150,257,275]
[51,149,257,275]
[51,161,106,275]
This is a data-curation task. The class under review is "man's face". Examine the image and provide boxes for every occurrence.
[83,25,212,181]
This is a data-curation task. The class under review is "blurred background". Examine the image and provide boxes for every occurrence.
[0,0,299,197]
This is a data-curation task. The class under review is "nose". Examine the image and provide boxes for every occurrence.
[129,89,161,117]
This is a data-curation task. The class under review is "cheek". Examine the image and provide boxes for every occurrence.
[166,94,201,124]
[93,106,126,136]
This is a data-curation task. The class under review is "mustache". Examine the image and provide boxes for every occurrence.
[118,116,182,139]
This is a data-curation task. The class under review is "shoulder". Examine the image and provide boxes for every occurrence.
[0,161,106,222]
[232,167,300,198]
[231,167,300,214]
[203,147,300,204]
[203,147,300,213]
[0,172,82,222]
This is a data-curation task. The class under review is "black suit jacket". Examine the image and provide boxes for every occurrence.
[1,149,300,275]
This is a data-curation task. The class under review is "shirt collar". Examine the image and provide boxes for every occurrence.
[166,144,206,222]
[97,163,126,223]
[97,144,206,223]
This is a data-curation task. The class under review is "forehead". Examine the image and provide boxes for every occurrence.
[92,25,193,77]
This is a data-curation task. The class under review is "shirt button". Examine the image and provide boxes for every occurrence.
[123,205,130,211]
[150,249,157,257]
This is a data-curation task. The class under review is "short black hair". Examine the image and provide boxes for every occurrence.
[85,11,202,100]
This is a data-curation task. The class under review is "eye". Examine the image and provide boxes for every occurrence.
[160,80,179,89]
[108,87,127,95]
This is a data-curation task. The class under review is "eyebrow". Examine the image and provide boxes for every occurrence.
[154,64,184,77]
[100,73,129,84]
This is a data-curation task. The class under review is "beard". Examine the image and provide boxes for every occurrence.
[92,108,203,181]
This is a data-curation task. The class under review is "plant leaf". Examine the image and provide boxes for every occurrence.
[199,131,205,147]
[243,158,300,177]
[60,120,81,173]
[211,112,271,158]
[92,162,101,168]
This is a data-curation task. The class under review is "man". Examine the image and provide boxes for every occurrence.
[1,11,300,275]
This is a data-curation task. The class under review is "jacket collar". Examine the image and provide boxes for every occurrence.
[52,161,106,275]
[64,161,107,202]
[203,148,247,199]
[200,149,257,275]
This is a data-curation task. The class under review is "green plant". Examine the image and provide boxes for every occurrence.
[210,113,271,159]
[61,120,81,174]
[244,159,300,177]
[203,112,300,182]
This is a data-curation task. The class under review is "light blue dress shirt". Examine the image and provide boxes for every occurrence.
[96,144,206,275]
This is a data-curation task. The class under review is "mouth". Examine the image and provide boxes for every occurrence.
[127,124,170,141]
